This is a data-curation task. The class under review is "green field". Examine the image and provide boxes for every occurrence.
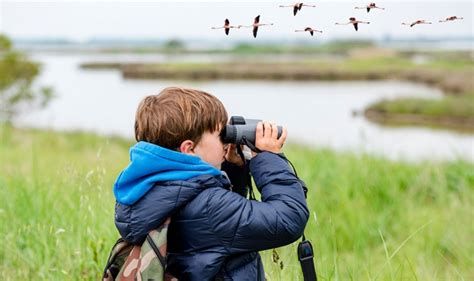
[0,126,473,280]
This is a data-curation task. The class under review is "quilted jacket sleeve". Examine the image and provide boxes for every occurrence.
[206,152,309,253]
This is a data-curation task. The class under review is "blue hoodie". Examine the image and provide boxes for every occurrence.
[114,141,221,205]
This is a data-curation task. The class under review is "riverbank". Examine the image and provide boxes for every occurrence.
[80,57,473,94]
[364,94,474,131]
[80,53,474,131]
[1,125,472,280]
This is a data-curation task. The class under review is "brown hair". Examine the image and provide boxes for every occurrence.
[134,87,228,149]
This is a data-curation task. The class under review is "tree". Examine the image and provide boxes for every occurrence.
[163,39,185,51]
[0,34,53,124]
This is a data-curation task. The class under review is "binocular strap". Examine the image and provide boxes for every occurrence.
[236,143,318,280]
[298,236,317,281]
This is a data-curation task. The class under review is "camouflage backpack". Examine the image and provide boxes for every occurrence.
[102,218,177,281]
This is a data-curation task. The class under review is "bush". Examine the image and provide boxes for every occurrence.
[0,34,53,124]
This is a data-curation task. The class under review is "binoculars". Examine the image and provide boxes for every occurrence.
[220,116,283,145]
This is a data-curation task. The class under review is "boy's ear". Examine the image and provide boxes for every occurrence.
[179,140,195,154]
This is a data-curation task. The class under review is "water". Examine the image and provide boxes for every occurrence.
[18,53,474,162]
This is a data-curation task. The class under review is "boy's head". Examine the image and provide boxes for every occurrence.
[135,87,229,168]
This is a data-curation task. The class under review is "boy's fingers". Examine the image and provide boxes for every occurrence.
[256,121,264,137]
[224,144,244,166]
[226,144,235,153]
[278,127,288,147]
[263,122,272,137]
[264,122,273,138]
[271,122,278,139]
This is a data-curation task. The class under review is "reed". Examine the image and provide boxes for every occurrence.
[1,126,472,280]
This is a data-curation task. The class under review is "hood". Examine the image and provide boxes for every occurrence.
[114,141,221,205]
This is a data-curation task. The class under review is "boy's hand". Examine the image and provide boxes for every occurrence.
[225,144,244,166]
[255,121,287,154]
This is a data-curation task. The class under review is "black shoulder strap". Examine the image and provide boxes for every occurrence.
[276,153,318,281]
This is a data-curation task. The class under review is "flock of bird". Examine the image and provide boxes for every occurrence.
[211,15,274,38]
[211,2,465,37]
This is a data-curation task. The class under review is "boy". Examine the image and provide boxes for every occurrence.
[114,87,309,280]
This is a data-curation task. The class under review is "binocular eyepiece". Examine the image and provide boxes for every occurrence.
[220,116,283,145]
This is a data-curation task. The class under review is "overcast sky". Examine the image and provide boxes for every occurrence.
[1,0,473,42]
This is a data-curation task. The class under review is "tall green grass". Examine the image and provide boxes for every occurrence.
[0,126,472,280]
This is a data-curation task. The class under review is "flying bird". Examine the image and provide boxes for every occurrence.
[401,20,432,27]
[279,2,316,16]
[239,15,274,38]
[439,16,464,22]
[211,19,240,35]
[295,27,323,36]
[354,2,385,13]
[335,17,370,31]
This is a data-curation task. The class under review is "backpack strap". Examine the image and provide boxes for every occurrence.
[146,234,166,268]
[102,238,133,281]
[145,217,171,269]
[103,217,172,281]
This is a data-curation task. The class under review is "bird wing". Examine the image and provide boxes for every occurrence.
[225,27,230,35]
[225,19,229,25]
[298,3,303,10]
[253,26,258,38]
[254,15,260,24]
[304,27,312,31]
[367,7,370,13]
[293,5,298,16]
[309,30,314,36]
[354,22,359,31]
[410,22,416,27]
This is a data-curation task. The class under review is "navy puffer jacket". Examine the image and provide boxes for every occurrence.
[115,145,309,280]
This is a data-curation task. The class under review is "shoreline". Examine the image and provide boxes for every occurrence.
[364,109,474,132]
[79,59,474,131]
[80,61,473,94]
